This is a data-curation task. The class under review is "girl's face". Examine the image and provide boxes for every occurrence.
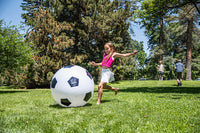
[104,44,112,55]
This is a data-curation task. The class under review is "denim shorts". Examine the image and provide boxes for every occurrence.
[100,69,115,83]
[159,71,164,75]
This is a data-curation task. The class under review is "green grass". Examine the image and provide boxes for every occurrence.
[0,80,200,133]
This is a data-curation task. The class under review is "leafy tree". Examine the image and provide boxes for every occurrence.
[191,21,200,79]
[51,0,137,58]
[24,7,73,88]
[112,39,146,80]
[0,20,33,72]
[165,2,200,80]
[0,20,34,86]
[21,0,142,86]
[138,0,200,80]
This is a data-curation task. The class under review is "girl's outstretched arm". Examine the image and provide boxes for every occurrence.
[113,50,138,58]
[90,61,102,66]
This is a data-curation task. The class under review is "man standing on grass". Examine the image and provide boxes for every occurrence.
[175,59,185,86]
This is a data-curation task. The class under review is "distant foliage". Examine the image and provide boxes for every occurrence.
[0,20,34,87]
[138,0,200,80]
[24,8,74,88]
[20,0,145,87]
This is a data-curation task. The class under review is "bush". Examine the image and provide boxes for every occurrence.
[0,69,27,88]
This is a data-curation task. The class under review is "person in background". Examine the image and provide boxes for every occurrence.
[175,59,185,86]
[157,61,164,81]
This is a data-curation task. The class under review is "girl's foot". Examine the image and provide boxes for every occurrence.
[97,99,101,105]
[115,88,119,95]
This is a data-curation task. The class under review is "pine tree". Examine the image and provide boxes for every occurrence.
[24,7,73,88]
[21,0,138,86]
[52,0,135,58]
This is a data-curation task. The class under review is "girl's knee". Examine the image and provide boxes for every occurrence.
[98,89,103,94]
[98,84,102,89]
[98,83,104,89]
[98,83,104,93]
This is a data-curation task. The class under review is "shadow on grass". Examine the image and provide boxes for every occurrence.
[158,95,182,99]
[0,85,18,89]
[119,87,200,94]
[0,90,29,94]
[49,103,92,109]
[101,99,122,104]
[101,99,113,103]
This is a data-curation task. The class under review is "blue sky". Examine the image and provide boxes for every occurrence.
[0,0,149,55]
[0,0,24,28]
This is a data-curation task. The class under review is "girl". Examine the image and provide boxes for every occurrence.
[90,42,138,104]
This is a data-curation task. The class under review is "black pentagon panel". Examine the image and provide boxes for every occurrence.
[61,98,71,106]
[68,77,79,87]
[64,65,74,68]
[86,71,93,80]
[84,92,92,102]
[51,78,57,88]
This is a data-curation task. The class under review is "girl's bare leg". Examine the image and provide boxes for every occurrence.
[97,82,104,104]
[97,82,119,104]
[103,84,119,95]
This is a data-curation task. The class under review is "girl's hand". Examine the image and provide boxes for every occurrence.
[90,61,96,66]
[132,50,138,55]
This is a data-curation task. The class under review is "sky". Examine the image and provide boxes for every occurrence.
[0,0,149,56]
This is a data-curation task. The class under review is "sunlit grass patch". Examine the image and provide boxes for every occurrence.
[0,80,199,132]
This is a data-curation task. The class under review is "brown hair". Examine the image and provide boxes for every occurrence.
[104,42,115,62]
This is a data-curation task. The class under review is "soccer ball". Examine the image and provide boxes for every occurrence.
[50,65,94,107]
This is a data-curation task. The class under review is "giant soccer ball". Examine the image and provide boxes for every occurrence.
[50,65,94,107]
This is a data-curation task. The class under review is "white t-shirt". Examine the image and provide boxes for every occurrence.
[158,64,164,72]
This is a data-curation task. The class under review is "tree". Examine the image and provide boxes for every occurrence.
[0,20,34,86]
[113,39,147,80]
[24,7,73,88]
[21,0,140,86]
[191,24,200,80]
[167,0,200,14]
[183,4,195,80]
[166,1,199,80]
[138,0,200,80]
[0,20,33,72]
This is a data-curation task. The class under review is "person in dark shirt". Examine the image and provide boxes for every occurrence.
[175,59,185,86]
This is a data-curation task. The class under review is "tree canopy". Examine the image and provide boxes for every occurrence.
[1,0,199,88]
[19,0,144,88]
[0,20,33,72]
[137,0,200,80]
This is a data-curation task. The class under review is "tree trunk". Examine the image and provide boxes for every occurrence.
[159,17,164,61]
[186,17,193,80]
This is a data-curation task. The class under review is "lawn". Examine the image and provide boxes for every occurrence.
[0,80,200,133]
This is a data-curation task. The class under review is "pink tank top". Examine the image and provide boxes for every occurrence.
[102,54,113,68]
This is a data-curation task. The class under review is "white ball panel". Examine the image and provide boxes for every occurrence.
[50,65,94,107]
